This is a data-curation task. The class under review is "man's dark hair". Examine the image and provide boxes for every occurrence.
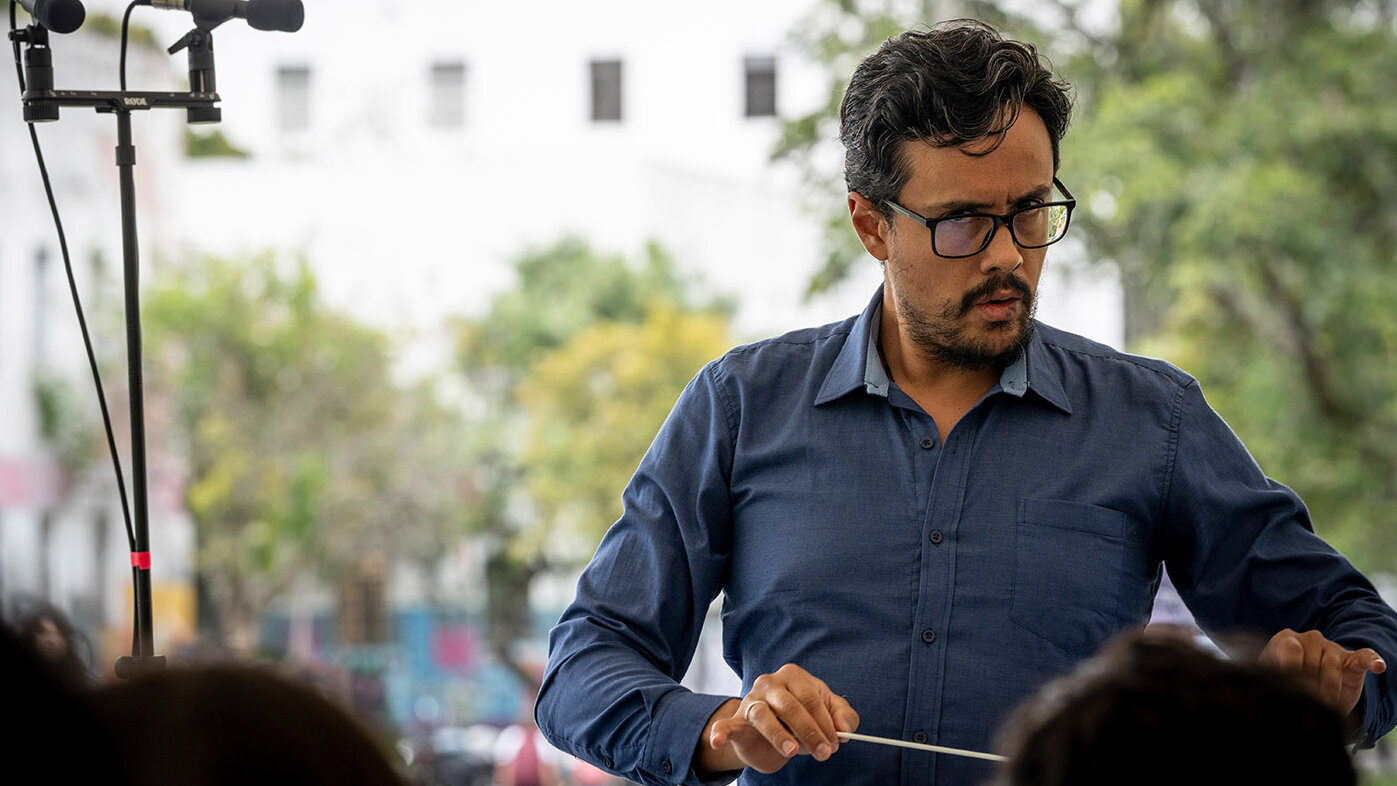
[990,631,1358,786]
[839,19,1074,216]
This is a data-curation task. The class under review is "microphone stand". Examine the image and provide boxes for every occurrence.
[14,20,224,679]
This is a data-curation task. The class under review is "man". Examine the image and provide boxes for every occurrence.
[535,20,1397,786]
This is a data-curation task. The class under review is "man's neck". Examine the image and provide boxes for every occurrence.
[882,331,1001,395]
[879,316,1004,441]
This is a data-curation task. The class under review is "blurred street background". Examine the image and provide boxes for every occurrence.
[3,0,1396,783]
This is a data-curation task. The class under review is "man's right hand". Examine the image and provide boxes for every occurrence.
[697,663,860,775]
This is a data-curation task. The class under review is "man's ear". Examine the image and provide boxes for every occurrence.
[848,191,890,262]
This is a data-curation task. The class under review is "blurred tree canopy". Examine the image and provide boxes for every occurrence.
[779,0,1397,570]
[450,237,735,679]
[1064,1,1397,568]
[143,255,470,651]
[518,305,735,558]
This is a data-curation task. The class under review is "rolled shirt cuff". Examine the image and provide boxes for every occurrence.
[644,689,741,785]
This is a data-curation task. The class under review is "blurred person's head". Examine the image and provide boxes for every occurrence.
[90,663,410,786]
[839,19,1074,220]
[989,629,1356,786]
[14,599,93,688]
[2,623,129,783]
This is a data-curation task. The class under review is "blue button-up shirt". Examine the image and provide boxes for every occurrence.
[537,287,1397,785]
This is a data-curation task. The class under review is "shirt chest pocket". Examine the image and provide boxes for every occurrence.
[1009,498,1140,657]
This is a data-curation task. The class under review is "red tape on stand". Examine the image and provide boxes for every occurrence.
[130,551,151,570]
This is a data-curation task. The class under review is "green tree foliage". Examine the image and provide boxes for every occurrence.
[453,236,734,566]
[185,129,251,159]
[517,306,735,558]
[453,237,710,562]
[781,0,1397,570]
[451,237,734,675]
[1061,2,1397,566]
[143,255,469,649]
[455,237,725,377]
[31,372,98,485]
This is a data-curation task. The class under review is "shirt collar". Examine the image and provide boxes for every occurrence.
[815,287,886,405]
[815,285,1073,415]
[1022,327,1072,414]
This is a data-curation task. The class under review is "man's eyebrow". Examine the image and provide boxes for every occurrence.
[915,184,1054,215]
[917,198,993,215]
[1016,184,1054,203]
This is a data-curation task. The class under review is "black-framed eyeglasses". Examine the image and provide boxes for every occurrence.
[885,178,1076,259]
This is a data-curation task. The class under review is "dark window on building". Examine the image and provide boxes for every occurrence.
[590,59,623,123]
[744,56,777,118]
[429,60,467,128]
[276,65,312,133]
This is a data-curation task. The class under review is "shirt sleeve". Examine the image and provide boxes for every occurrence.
[535,363,742,785]
[1160,379,1397,745]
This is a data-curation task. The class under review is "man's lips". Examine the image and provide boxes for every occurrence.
[975,293,1022,321]
[959,275,1033,319]
[976,291,1021,306]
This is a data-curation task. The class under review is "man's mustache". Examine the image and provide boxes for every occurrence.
[959,274,1033,317]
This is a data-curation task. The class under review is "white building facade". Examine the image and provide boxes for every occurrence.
[148,0,1119,352]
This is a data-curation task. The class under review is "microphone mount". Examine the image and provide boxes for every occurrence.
[8,23,59,122]
[167,28,220,123]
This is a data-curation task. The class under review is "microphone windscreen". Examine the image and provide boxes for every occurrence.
[31,0,87,34]
[246,0,303,32]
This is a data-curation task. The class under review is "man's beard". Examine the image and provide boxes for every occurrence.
[898,273,1036,371]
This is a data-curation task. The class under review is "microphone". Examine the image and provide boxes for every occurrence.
[17,0,87,34]
[146,0,304,33]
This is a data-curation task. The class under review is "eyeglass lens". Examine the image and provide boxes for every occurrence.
[935,204,1070,257]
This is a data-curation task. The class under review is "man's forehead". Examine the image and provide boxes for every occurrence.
[898,122,1054,204]
[929,102,1023,155]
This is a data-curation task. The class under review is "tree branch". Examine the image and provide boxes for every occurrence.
[1256,261,1359,429]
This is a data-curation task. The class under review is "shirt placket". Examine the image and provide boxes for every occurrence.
[902,410,977,786]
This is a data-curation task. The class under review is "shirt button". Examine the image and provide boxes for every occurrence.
[921,628,936,644]
[602,756,613,769]
[913,731,928,744]
[929,530,943,545]
[662,758,672,774]
[920,437,935,449]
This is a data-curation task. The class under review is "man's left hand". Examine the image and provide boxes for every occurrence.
[1260,628,1386,714]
